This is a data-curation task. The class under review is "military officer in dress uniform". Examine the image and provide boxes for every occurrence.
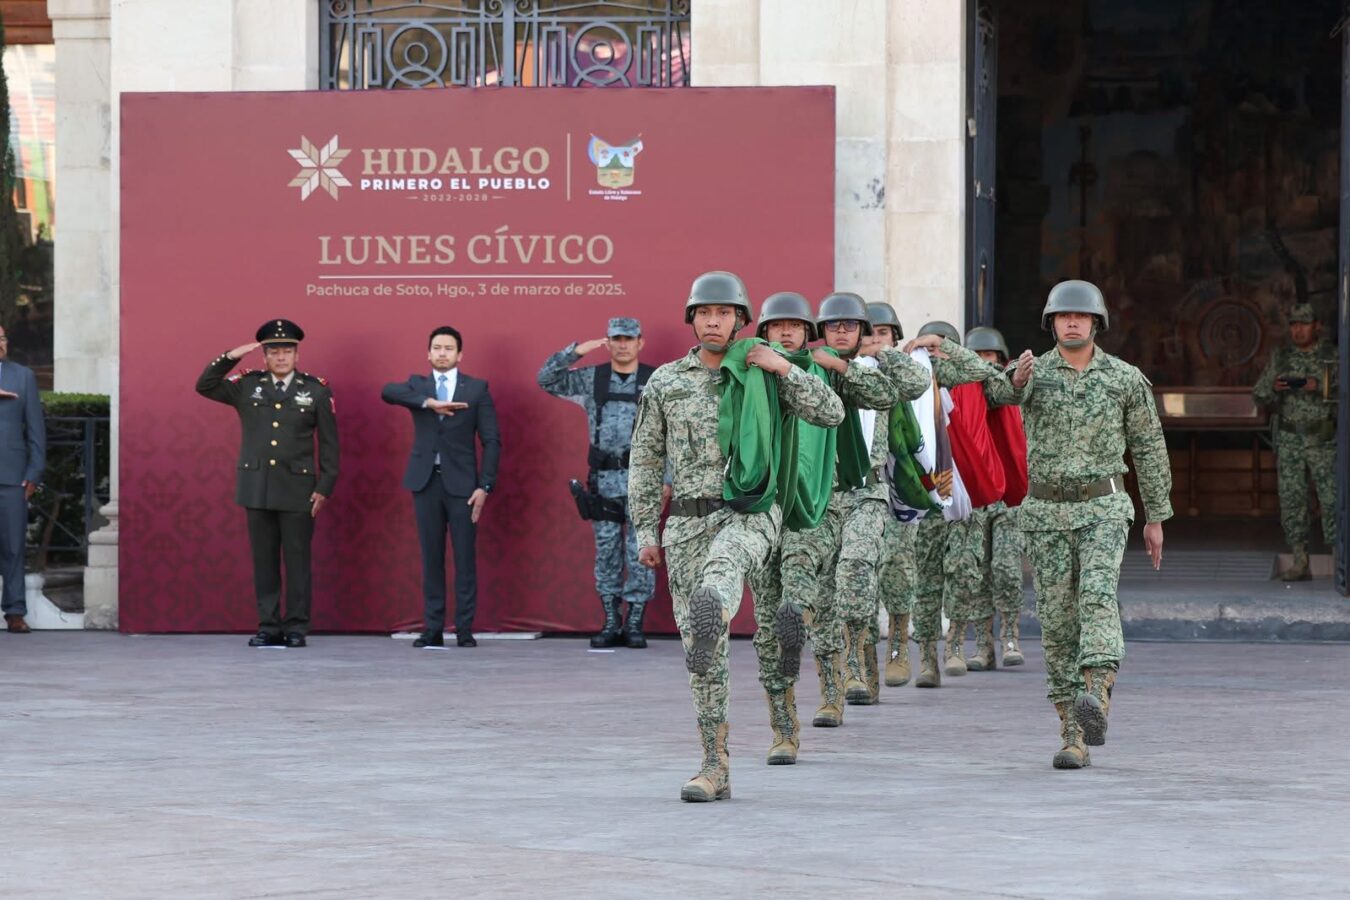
[196,319,339,648]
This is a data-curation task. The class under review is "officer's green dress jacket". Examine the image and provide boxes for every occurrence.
[197,354,340,513]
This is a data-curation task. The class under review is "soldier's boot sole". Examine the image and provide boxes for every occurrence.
[1074,693,1108,747]
[914,669,941,688]
[966,652,995,672]
[1052,746,1090,769]
[774,605,806,679]
[844,679,872,705]
[1002,647,1025,666]
[685,586,725,676]
[680,777,731,802]
[943,657,968,677]
[812,707,842,727]
[767,742,798,765]
[625,636,648,649]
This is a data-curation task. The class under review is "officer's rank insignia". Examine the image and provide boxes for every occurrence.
[251,385,264,399]
[294,391,314,408]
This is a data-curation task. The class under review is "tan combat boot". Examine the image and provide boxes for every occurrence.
[812,653,846,727]
[844,625,877,705]
[884,613,911,686]
[1052,702,1090,769]
[1075,666,1116,746]
[766,688,800,765]
[915,641,941,688]
[1283,545,1312,582]
[681,721,731,802]
[943,620,968,676]
[1000,611,1024,666]
[965,616,996,671]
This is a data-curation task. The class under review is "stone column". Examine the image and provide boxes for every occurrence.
[885,0,967,337]
[49,0,117,627]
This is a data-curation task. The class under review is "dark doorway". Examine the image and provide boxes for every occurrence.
[987,1,1344,571]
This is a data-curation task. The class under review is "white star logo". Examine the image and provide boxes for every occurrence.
[288,135,350,201]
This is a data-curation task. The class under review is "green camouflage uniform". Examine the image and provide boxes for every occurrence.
[878,517,917,619]
[1015,346,1172,704]
[628,348,844,728]
[911,360,1020,645]
[947,502,1023,623]
[1252,340,1338,548]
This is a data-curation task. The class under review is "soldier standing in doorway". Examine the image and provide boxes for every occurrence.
[538,317,658,648]
[1009,280,1171,769]
[1252,303,1338,581]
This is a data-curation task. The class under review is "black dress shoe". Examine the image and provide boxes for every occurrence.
[248,631,283,647]
[413,633,444,648]
[457,635,478,647]
[284,632,307,648]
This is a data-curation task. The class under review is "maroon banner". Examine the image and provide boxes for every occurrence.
[120,87,835,634]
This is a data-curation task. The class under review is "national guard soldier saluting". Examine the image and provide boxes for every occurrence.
[197,319,339,648]
[537,317,658,649]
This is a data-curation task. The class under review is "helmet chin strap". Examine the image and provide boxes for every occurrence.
[1056,323,1096,351]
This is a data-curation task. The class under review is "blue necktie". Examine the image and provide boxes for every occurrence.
[436,374,449,421]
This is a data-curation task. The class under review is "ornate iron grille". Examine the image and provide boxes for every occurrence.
[321,1,691,90]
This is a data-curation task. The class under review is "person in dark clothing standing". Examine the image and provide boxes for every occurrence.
[196,319,339,648]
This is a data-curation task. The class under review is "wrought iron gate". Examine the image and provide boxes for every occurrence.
[967,4,997,328]
[320,0,691,90]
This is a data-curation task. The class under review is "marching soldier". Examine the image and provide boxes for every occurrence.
[196,319,339,648]
[628,272,844,802]
[1009,280,1171,769]
[538,317,657,648]
[1252,303,1338,581]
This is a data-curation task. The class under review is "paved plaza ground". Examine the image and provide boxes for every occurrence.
[4,633,1349,898]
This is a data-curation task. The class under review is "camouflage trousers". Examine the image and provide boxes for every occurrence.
[749,545,797,694]
[948,502,1024,622]
[910,513,950,643]
[593,517,656,605]
[834,492,889,630]
[781,501,843,658]
[665,509,779,726]
[1023,518,1128,704]
[1275,432,1338,548]
[879,517,917,618]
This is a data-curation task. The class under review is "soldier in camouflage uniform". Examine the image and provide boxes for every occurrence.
[868,304,920,688]
[1252,303,1338,581]
[745,291,821,765]
[955,326,1026,672]
[538,317,657,649]
[909,322,1018,688]
[628,272,844,802]
[1010,280,1171,769]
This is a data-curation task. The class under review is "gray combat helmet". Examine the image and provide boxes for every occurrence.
[918,320,961,346]
[1041,279,1110,331]
[685,270,753,325]
[866,302,903,339]
[965,325,1009,360]
[757,291,818,340]
[816,292,873,335]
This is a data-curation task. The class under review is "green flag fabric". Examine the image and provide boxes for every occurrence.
[887,400,937,512]
[717,338,782,514]
[778,347,837,530]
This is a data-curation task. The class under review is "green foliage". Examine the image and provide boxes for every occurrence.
[40,392,110,417]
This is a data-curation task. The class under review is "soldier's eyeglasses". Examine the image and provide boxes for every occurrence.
[823,321,860,333]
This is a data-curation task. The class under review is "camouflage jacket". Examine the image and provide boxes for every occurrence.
[536,343,647,498]
[629,346,845,549]
[1013,345,1172,531]
[1252,340,1337,430]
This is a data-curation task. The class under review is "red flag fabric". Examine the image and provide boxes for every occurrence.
[987,404,1028,507]
[946,382,1005,509]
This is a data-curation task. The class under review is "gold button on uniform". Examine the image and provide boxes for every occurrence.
[269,459,276,466]
[270,439,278,446]
[272,421,280,428]
[275,403,282,410]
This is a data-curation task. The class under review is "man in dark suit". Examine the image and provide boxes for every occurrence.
[0,324,45,634]
[196,319,339,648]
[382,326,501,648]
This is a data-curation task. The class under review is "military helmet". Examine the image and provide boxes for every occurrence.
[816,292,873,336]
[757,291,818,340]
[866,302,903,339]
[685,270,753,325]
[918,320,961,346]
[964,325,1009,360]
[1041,279,1110,332]
[1287,303,1317,324]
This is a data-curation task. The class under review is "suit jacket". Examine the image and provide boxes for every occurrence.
[382,371,501,495]
[196,354,340,512]
[0,359,45,487]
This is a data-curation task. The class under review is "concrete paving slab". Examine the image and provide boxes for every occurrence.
[3,634,1348,898]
